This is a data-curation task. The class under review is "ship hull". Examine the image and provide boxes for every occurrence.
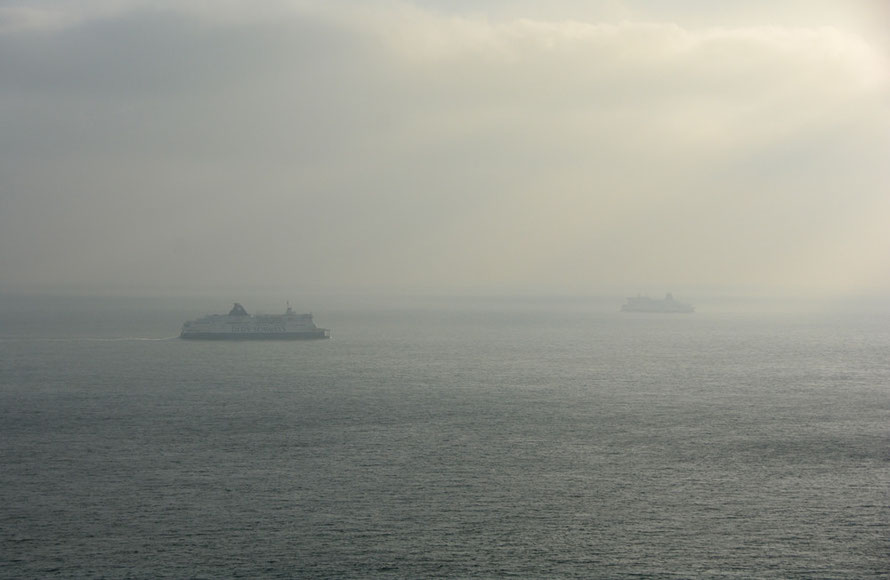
[621,308,693,313]
[180,331,329,340]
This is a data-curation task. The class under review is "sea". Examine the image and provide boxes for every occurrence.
[1,294,888,579]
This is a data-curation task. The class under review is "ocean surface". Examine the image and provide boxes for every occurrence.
[1,295,888,578]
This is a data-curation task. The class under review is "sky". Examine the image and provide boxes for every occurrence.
[1,0,888,297]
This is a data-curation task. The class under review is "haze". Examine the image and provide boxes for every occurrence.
[1,1,888,298]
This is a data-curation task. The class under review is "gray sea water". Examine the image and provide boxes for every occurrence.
[1,296,888,578]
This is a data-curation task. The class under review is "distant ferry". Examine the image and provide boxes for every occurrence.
[621,293,694,313]
[180,303,330,340]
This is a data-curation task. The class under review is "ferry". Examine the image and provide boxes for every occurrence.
[621,293,694,313]
[180,303,330,339]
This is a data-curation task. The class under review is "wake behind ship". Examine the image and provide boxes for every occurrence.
[180,303,330,340]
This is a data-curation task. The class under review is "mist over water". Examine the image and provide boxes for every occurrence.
[1,1,889,298]
[1,2,889,576]
[1,296,887,578]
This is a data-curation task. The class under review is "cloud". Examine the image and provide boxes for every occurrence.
[0,1,887,295]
